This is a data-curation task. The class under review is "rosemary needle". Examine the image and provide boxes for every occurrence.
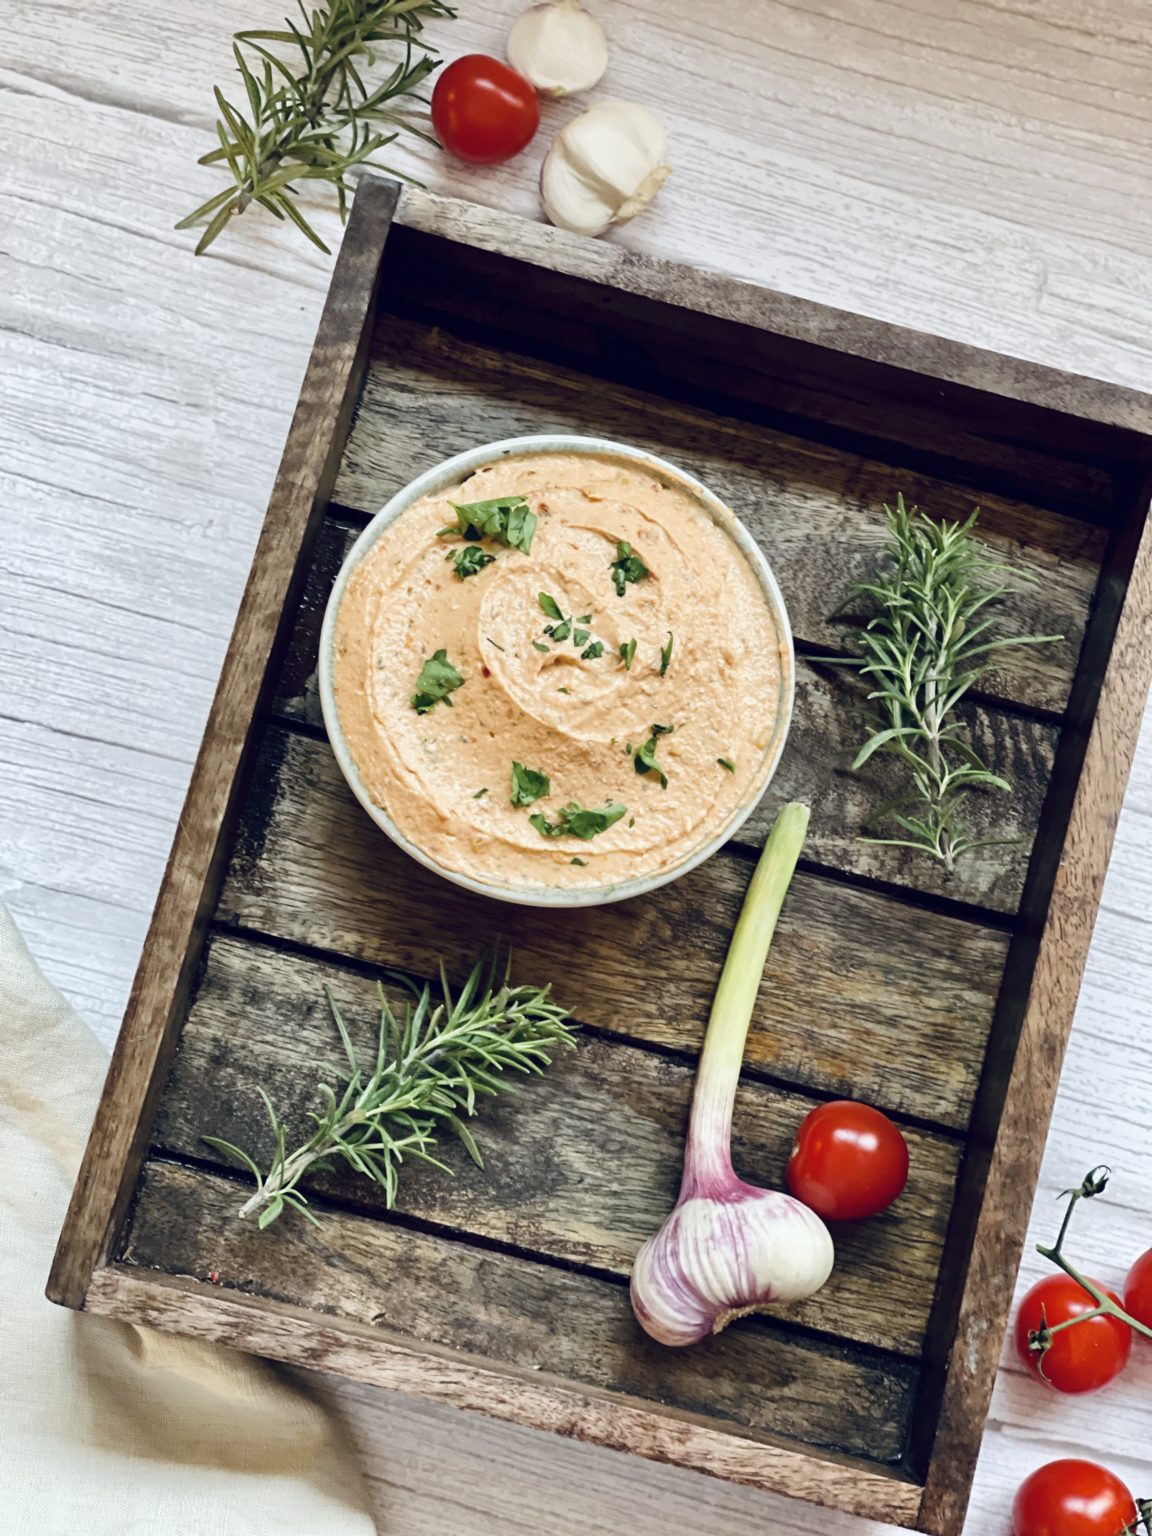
[204,952,576,1228]
[179,0,456,255]
[823,494,1061,871]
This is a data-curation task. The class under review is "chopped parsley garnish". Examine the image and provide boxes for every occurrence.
[610,539,648,597]
[411,649,464,715]
[550,617,572,642]
[619,638,637,670]
[557,686,571,694]
[570,857,588,867]
[532,640,551,654]
[572,627,590,647]
[581,641,604,660]
[473,787,489,798]
[660,631,674,677]
[717,758,736,773]
[627,816,635,827]
[510,761,551,807]
[577,613,592,625]
[538,592,563,621]
[444,495,537,553]
[529,801,627,840]
[634,723,673,789]
[453,546,496,580]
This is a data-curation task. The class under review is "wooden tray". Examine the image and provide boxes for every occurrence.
[49,178,1152,1535]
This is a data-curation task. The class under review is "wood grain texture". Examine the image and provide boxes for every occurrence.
[277,517,1058,913]
[157,930,961,1356]
[6,3,1152,1531]
[219,725,1008,1130]
[83,1264,923,1529]
[124,1160,918,1463]
[334,314,1101,715]
[916,508,1152,1535]
[45,177,401,1308]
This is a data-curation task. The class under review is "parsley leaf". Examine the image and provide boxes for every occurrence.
[581,640,605,660]
[473,787,489,798]
[453,546,496,580]
[610,540,648,597]
[411,650,464,715]
[660,631,674,677]
[717,758,736,773]
[510,761,551,807]
[538,592,563,621]
[635,723,673,789]
[619,638,637,670]
[529,801,627,840]
[532,640,551,654]
[572,627,590,647]
[445,495,537,554]
[570,857,588,867]
[551,617,572,643]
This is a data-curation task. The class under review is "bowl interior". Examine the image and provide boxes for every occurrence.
[319,435,795,907]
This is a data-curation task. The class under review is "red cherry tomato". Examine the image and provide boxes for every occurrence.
[1013,1458,1137,1536]
[1124,1247,1152,1333]
[1014,1273,1131,1393]
[786,1101,909,1221]
[431,55,540,165]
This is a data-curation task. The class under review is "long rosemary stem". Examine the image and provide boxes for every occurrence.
[682,803,809,1199]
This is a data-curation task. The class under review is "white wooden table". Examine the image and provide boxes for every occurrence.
[3,1,1151,1529]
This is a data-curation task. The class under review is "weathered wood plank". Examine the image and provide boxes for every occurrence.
[275,516,1057,912]
[330,313,1101,713]
[218,727,1007,1131]
[123,1158,917,1464]
[157,931,962,1357]
[45,175,403,1311]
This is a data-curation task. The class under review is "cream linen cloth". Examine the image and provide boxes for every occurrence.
[0,906,377,1536]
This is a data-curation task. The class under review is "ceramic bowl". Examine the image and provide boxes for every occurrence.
[319,435,795,907]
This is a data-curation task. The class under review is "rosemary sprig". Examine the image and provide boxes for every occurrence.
[824,494,1061,871]
[179,0,455,255]
[204,953,576,1228]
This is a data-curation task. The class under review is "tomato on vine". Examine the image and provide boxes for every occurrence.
[1014,1273,1132,1394]
[1013,1459,1145,1536]
[786,1100,909,1221]
[431,55,540,165]
[1124,1248,1152,1334]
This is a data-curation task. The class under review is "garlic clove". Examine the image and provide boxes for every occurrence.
[541,100,669,238]
[631,1185,835,1347]
[508,0,609,98]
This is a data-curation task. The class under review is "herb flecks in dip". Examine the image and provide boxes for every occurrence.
[331,452,783,891]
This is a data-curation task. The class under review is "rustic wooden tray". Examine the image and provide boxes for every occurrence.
[49,178,1152,1535]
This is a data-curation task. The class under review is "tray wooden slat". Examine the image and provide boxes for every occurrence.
[275,517,1058,913]
[157,931,962,1357]
[219,726,1009,1131]
[126,1159,916,1463]
[333,314,1102,715]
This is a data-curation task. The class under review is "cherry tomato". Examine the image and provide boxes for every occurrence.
[1014,1273,1132,1393]
[1013,1458,1137,1536]
[431,55,540,165]
[1123,1247,1152,1333]
[785,1100,909,1221]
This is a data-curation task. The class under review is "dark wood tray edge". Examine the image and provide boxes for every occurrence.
[85,1263,923,1528]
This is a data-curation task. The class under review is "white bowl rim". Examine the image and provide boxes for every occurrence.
[318,434,796,908]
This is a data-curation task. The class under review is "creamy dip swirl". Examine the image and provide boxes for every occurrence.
[330,452,785,892]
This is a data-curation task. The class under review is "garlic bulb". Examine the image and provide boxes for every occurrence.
[632,1185,835,1347]
[630,804,836,1347]
[541,100,669,238]
[508,0,609,97]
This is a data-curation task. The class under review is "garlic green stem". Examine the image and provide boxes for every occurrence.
[682,802,810,1199]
